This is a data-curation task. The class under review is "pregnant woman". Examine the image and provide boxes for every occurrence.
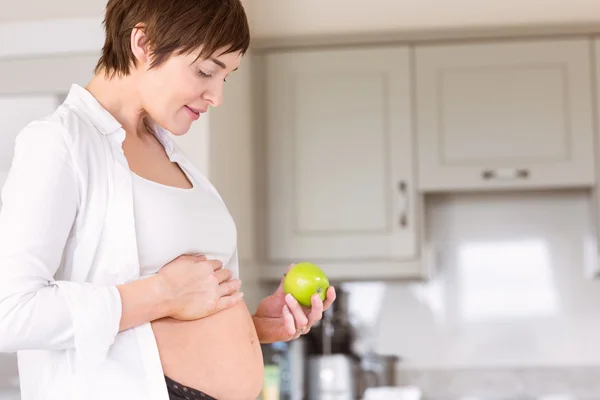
[0,1,336,399]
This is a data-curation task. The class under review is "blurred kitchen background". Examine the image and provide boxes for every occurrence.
[4,1,600,400]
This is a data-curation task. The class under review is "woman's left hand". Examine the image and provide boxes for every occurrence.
[253,264,337,343]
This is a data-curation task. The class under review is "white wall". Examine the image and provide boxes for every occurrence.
[0,0,105,22]
[3,0,600,38]
[344,189,600,368]
[0,0,251,24]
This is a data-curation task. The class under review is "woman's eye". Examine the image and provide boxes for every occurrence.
[199,69,227,83]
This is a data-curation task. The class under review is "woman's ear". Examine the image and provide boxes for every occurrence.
[130,23,151,67]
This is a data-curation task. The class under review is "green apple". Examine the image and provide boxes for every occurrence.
[283,262,330,307]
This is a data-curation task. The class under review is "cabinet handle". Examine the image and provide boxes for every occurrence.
[397,181,409,228]
[481,168,530,180]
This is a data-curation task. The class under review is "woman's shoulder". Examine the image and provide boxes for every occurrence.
[15,111,73,156]
[16,100,108,159]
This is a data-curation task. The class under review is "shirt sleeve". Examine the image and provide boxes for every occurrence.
[0,120,122,364]
[226,247,240,280]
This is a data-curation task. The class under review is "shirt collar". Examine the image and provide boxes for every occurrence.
[63,84,175,156]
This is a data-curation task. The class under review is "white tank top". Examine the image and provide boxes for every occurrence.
[131,166,237,277]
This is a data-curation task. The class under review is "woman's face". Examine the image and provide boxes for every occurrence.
[134,40,242,136]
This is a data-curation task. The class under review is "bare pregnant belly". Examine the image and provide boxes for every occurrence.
[152,301,264,399]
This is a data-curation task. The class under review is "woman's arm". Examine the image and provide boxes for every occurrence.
[0,122,174,363]
[117,277,171,331]
[0,122,121,359]
[0,121,242,362]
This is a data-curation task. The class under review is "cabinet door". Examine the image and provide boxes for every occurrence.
[415,38,595,191]
[265,47,417,262]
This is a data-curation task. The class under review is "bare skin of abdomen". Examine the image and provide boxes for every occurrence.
[152,301,264,399]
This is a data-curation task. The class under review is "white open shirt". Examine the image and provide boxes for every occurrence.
[0,84,240,400]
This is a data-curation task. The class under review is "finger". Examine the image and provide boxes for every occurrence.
[323,286,337,311]
[282,305,297,338]
[216,291,244,311]
[180,254,206,262]
[206,259,224,271]
[306,293,325,328]
[217,279,242,297]
[213,267,233,283]
[285,294,309,330]
[275,264,295,294]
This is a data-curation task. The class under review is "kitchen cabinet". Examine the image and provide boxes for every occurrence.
[415,38,596,192]
[262,46,428,280]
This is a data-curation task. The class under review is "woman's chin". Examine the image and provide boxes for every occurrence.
[163,121,192,136]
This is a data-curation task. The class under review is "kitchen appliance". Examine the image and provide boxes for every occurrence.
[306,290,361,399]
[307,354,359,400]
[304,289,356,355]
[360,352,400,390]
[261,338,307,400]
[283,336,306,400]
[261,287,404,399]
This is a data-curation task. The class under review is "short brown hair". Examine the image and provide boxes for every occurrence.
[95,0,250,77]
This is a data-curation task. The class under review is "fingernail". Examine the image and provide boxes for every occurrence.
[283,305,290,314]
[239,292,244,298]
[286,293,294,302]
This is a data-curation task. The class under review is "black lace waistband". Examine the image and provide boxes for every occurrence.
[164,375,218,400]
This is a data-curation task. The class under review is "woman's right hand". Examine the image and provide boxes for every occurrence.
[156,254,243,321]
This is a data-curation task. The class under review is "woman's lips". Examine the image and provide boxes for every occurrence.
[185,105,205,120]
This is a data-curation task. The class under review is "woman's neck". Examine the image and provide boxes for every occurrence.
[85,71,150,139]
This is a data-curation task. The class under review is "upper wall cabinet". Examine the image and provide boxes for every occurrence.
[263,46,426,280]
[415,38,596,192]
